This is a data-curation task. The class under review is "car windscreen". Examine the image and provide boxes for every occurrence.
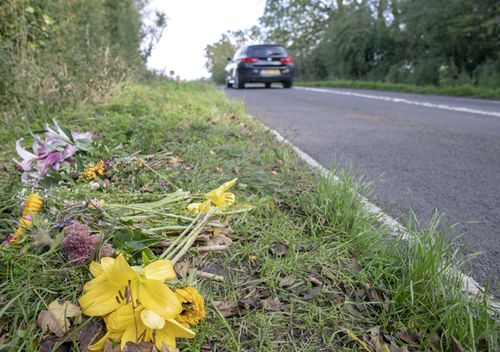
[247,46,287,57]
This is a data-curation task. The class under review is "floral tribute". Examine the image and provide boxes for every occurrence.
[14,119,92,186]
[4,121,247,351]
[79,255,204,350]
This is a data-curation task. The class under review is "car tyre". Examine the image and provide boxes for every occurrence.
[265,82,271,88]
[235,71,245,89]
[226,79,233,88]
[282,81,293,88]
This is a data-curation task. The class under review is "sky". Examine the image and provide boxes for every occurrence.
[147,0,266,80]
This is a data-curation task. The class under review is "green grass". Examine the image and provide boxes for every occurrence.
[297,80,500,100]
[0,81,498,351]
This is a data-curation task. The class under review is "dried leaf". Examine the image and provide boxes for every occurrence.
[302,286,322,300]
[207,234,233,247]
[103,339,121,352]
[239,297,260,310]
[270,243,288,257]
[347,261,363,272]
[123,341,156,351]
[279,275,297,288]
[213,300,247,318]
[262,297,284,311]
[37,300,81,337]
[174,259,190,278]
[76,321,103,349]
[396,331,419,346]
[451,337,464,352]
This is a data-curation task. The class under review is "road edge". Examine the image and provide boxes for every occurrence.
[261,122,499,309]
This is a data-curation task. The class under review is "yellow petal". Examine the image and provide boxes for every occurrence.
[140,309,165,330]
[154,330,176,351]
[220,178,237,192]
[120,317,145,350]
[107,254,136,286]
[139,280,182,319]
[142,260,176,281]
[79,283,120,316]
[164,318,196,338]
[187,202,201,214]
[89,257,114,278]
[107,304,136,332]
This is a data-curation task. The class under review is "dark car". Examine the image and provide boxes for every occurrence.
[225,44,294,89]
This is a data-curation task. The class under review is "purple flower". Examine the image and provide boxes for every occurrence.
[62,221,99,265]
[13,120,92,186]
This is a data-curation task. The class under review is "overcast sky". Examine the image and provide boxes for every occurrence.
[147,0,266,80]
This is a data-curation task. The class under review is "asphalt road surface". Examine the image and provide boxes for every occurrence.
[225,84,500,295]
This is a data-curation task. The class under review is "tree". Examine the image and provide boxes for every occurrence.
[205,34,236,84]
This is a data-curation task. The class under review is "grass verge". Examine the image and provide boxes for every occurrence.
[297,80,500,100]
[0,81,498,351]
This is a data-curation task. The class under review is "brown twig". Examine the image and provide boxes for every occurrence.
[196,270,225,282]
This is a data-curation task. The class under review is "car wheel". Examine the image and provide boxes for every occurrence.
[235,71,245,89]
[282,81,293,88]
[226,79,233,88]
[265,83,271,88]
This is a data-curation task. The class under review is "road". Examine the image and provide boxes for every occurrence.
[225,85,500,294]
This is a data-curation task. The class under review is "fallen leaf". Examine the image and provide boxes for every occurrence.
[213,300,247,318]
[174,259,190,278]
[301,286,322,300]
[207,234,233,247]
[123,341,156,351]
[270,243,288,257]
[347,261,363,272]
[396,331,419,346]
[451,337,464,352]
[239,297,260,310]
[37,300,81,337]
[103,339,121,352]
[279,275,297,288]
[76,321,103,349]
[262,297,284,311]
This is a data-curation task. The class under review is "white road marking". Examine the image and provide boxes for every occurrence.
[296,87,500,118]
[263,123,499,310]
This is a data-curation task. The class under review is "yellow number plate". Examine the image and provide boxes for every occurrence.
[261,69,280,75]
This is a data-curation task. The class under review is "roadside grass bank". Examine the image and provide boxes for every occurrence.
[0,81,498,351]
[297,80,500,100]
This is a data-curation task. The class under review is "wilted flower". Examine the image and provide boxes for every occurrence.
[5,194,43,244]
[14,119,92,186]
[174,287,206,327]
[187,178,237,214]
[80,160,106,181]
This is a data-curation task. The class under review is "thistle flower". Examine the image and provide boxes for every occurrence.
[80,160,106,181]
[187,178,237,214]
[174,287,206,327]
[62,221,108,265]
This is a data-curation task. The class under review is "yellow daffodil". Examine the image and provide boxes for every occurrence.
[80,160,106,181]
[174,287,206,327]
[187,178,237,214]
[89,303,195,351]
[8,194,43,244]
[79,255,181,319]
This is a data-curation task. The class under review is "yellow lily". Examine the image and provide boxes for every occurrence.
[79,255,181,319]
[187,178,238,214]
[89,303,195,351]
